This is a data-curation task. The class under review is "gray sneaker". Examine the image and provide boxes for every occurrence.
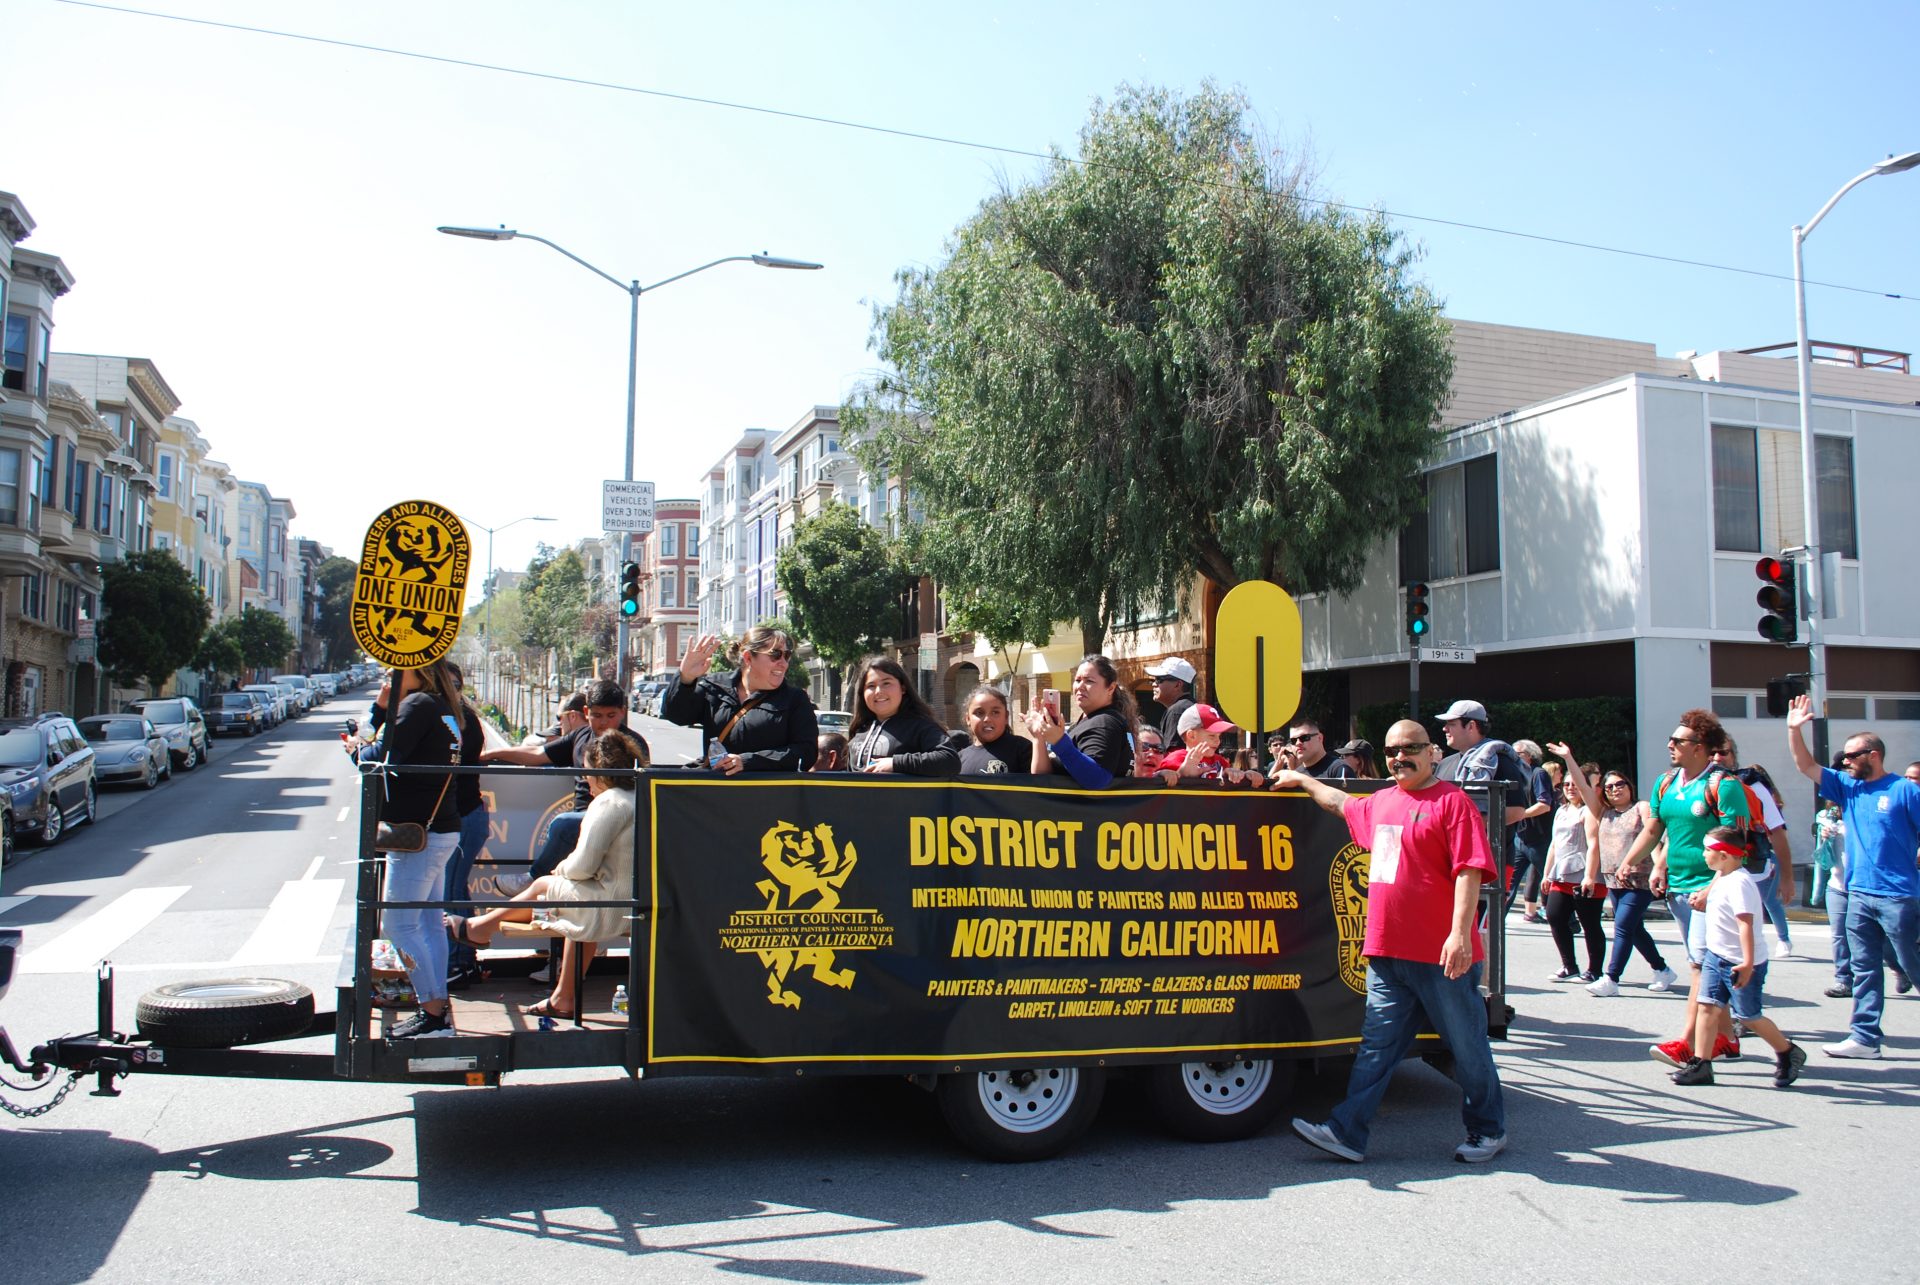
[1454,1132,1508,1163]
[1291,1117,1363,1162]
[1774,1043,1808,1087]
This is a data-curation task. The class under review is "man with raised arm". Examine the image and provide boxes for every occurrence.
[1787,696,1920,1058]
[1272,718,1507,1164]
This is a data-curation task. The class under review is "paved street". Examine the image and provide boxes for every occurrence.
[2,725,1918,1283]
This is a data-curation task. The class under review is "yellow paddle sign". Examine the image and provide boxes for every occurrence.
[350,499,471,669]
[1211,580,1302,737]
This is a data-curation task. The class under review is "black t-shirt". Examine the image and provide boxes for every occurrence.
[1302,752,1357,781]
[383,692,462,832]
[454,704,484,816]
[543,724,595,810]
[1159,697,1195,748]
[1068,707,1134,780]
[960,733,1033,776]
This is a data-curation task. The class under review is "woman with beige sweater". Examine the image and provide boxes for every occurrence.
[448,729,644,1019]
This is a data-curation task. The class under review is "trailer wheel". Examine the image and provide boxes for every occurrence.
[136,978,315,1048]
[936,1065,1104,1161]
[1146,1057,1293,1142]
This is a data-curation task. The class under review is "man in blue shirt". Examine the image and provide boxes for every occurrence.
[1788,696,1920,1058]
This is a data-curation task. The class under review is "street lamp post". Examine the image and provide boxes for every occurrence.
[474,514,554,702]
[438,225,822,688]
[1790,149,1920,766]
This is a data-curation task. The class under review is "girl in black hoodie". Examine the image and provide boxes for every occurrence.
[847,656,959,776]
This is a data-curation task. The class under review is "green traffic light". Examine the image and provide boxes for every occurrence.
[620,599,639,617]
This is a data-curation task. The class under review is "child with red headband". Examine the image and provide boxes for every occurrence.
[1671,826,1807,1087]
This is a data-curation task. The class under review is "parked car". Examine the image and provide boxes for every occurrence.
[631,682,660,713]
[0,786,14,871]
[209,691,267,736]
[0,714,97,845]
[270,675,312,714]
[311,673,339,698]
[124,697,210,770]
[240,684,289,726]
[80,715,171,790]
[815,710,853,734]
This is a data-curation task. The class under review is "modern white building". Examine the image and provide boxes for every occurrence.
[1296,319,1920,849]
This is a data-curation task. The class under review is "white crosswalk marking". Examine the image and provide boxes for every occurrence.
[21,886,189,974]
[229,879,345,966]
[0,894,35,916]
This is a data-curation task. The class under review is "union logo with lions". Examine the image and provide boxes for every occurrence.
[717,820,894,1009]
[350,499,471,669]
[1329,841,1370,994]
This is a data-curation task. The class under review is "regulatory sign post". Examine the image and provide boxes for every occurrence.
[602,480,656,534]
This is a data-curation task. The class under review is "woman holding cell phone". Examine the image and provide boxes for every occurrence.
[1026,655,1138,788]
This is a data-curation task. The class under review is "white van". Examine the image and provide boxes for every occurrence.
[270,674,314,712]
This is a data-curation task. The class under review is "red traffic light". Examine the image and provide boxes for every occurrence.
[1755,557,1788,583]
[1754,556,1798,644]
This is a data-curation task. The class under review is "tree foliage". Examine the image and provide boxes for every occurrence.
[225,605,298,674]
[941,583,1055,689]
[312,556,360,668]
[99,549,211,692]
[191,623,245,682]
[848,82,1454,650]
[517,545,588,655]
[775,504,912,671]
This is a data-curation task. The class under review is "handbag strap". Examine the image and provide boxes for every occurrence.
[714,691,770,749]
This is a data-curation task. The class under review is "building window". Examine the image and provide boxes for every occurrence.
[2,314,29,393]
[155,532,172,550]
[26,456,41,531]
[1711,425,1761,553]
[686,524,698,557]
[0,449,20,527]
[1877,698,1920,721]
[686,571,698,604]
[41,445,57,506]
[660,573,677,608]
[95,474,114,533]
[157,453,175,499]
[56,580,77,632]
[240,515,252,544]
[21,572,44,621]
[1711,424,1857,558]
[1827,696,1868,720]
[659,523,676,558]
[1399,454,1500,580]
[1710,693,1748,721]
[68,459,89,519]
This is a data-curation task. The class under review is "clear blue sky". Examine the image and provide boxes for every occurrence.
[8,1,1916,571]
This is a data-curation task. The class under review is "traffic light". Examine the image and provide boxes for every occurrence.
[1755,557,1798,644]
[619,562,642,617]
[1405,581,1431,641]
[1765,675,1807,718]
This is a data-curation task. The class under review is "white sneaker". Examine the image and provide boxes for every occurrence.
[527,966,551,985]
[1586,976,1620,997]
[1823,1038,1882,1059]
[1292,1117,1364,1162]
[1647,967,1678,993]
[1454,1132,1508,1163]
[1771,934,1795,959]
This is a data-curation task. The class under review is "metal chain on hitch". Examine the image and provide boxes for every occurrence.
[0,1068,87,1119]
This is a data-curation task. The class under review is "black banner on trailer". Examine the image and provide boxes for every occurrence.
[645,778,1375,1072]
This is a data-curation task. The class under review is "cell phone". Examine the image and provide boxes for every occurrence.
[1042,690,1061,719]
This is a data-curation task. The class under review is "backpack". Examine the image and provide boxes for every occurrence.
[1654,764,1774,875]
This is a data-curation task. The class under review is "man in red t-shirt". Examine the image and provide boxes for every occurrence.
[1270,717,1508,1163]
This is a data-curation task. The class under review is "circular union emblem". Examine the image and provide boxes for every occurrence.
[349,499,471,669]
[1329,841,1370,994]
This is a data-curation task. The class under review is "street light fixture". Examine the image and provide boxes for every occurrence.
[1790,149,1919,765]
[438,224,822,686]
[473,513,554,701]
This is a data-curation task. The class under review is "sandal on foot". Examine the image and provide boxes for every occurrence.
[525,999,576,1021]
[445,914,491,951]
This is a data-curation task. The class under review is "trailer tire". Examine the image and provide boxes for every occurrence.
[1146,1057,1293,1142]
[936,1065,1104,1162]
[135,978,315,1048]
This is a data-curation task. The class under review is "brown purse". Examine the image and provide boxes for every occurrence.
[375,774,453,853]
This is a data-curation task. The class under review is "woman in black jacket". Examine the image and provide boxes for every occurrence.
[847,656,959,776]
[663,627,818,772]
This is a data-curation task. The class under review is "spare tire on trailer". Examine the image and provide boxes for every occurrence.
[135,978,315,1048]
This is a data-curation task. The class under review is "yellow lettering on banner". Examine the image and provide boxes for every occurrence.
[1096,822,1250,872]
[1119,918,1281,958]
[909,816,1083,869]
[950,917,1112,959]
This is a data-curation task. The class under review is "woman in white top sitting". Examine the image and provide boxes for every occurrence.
[448,729,644,1020]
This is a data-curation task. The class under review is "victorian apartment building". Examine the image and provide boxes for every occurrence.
[4,188,321,712]
[628,497,698,680]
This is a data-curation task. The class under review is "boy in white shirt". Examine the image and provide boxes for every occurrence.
[1671,827,1807,1087]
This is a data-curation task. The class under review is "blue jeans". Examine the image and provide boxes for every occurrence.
[1844,892,1920,1049]
[1504,837,1543,912]
[1753,867,1791,944]
[1827,885,1852,983]
[446,804,491,973]
[1327,957,1505,1154]
[530,810,586,880]
[1667,891,1704,966]
[384,830,458,1006]
[1604,888,1667,982]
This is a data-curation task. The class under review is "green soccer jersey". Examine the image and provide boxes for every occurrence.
[1654,768,1751,893]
